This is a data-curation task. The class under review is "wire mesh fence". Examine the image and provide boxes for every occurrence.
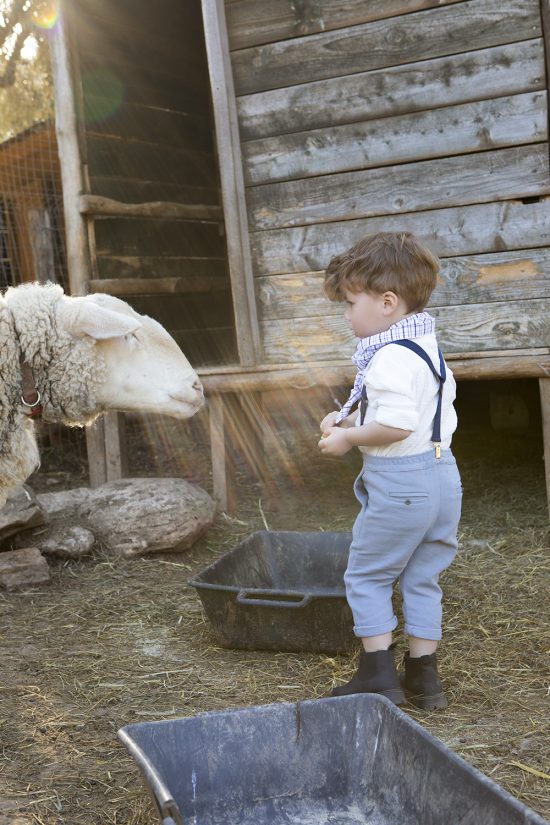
[0,0,68,291]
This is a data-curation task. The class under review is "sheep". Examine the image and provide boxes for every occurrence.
[0,282,204,506]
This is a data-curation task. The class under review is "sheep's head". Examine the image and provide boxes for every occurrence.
[56,292,204,420]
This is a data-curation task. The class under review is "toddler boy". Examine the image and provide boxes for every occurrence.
[318,232,462,709]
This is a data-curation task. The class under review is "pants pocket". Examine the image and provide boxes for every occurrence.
[388,491,428,506]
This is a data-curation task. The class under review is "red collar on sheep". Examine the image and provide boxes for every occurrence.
[20,355,43,419]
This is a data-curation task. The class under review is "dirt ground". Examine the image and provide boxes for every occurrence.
[0,381,549,824]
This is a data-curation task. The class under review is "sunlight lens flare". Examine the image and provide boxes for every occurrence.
[81,68,125,123]
[33,1,59,29]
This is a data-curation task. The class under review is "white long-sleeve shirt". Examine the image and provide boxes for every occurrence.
[355,333,458,457]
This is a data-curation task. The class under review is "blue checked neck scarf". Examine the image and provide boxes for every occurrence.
[335,311,436,423]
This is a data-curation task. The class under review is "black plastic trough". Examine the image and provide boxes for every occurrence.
[188,530,355,653]
[118,693,548,825]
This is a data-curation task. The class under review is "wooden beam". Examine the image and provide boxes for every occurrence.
[201,0,261,365]
[48,1,91,298]
[79,195,222,222]
[89,276,228,296]
[198,352,550,393]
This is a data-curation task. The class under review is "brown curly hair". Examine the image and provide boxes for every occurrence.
[324,232,439,312]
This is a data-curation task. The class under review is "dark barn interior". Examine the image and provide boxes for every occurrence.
[70,0,237,366]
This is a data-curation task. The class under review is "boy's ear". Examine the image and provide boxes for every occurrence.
[382,291,399,312]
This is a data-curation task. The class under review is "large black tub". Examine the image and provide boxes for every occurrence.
[118,694,548,825]
[188,530,355,653]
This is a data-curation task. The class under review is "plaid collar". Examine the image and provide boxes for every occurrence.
[335,311,435,422]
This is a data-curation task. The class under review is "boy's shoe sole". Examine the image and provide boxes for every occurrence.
[404,690,447,710]
[331,686,406,706]
[379,687,407,706]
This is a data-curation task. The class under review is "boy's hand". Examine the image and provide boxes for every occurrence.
[318,426,352,456]
[320,410,340,432]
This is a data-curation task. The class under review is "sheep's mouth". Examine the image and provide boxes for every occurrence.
[166,394,205,417]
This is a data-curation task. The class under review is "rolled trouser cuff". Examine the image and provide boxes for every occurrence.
[405,623,442,641]
[354,616,398,638]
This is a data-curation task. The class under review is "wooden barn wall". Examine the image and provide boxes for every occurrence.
[73,0,237,366]
[224,0,550,365]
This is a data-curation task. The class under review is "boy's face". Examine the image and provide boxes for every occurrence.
[344,289,395,338]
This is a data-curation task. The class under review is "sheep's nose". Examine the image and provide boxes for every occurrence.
[193,380,204,399]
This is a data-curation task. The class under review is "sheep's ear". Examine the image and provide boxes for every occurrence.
[58,297,141,340]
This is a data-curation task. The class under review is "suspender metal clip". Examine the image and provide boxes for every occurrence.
[434,442,441,459]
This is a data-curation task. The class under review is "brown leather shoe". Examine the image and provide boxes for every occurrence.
[332,647,406,705]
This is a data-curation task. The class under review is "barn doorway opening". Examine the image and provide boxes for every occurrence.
[70,0,238,367]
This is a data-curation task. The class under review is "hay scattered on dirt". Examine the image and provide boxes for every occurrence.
[1,394,549,824]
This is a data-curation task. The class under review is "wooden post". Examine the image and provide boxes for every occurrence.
[48,1,91,298]
[86,418,107,489]
[201,0,261,366]
[209,394,228,511]
[104,413,128,481]
[539,377,550,516]
[49,3,126,484]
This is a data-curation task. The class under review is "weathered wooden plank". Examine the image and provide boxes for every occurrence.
[250,199,550,277]
[260,299,550,362]
[243,92,547,185]
[86,135,217,187]
[85,105,213,152]
[96,255,227,281]
[232,0,541,95]
[89,276,228,296]
[256,249,550,321]
[80,195,222,222]
[89,177,219,207]
[247,145,550,230]
[226,0,465,50]
[239,39,545,139]
[94,218,225,258]
[79,52,210,115]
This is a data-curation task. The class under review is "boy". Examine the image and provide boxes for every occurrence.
[318,232,462,710]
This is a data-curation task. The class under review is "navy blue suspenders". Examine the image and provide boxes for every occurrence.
[359,340,447,459]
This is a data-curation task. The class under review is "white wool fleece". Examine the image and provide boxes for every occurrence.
[0,283,106,507]
[5,282,106,424]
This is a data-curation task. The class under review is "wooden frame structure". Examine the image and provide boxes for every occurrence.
[49,0,550,512]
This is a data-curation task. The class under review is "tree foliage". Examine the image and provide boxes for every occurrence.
[0,0,54,142]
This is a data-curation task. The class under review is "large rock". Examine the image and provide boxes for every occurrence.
[38,525,96,560]
[82,478,215,558]
[0,486,45,541]
[36,487,89,521]
[0,546,50,590]
[33,478,215,558]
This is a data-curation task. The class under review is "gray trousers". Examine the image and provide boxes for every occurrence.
[345,450,462,640]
